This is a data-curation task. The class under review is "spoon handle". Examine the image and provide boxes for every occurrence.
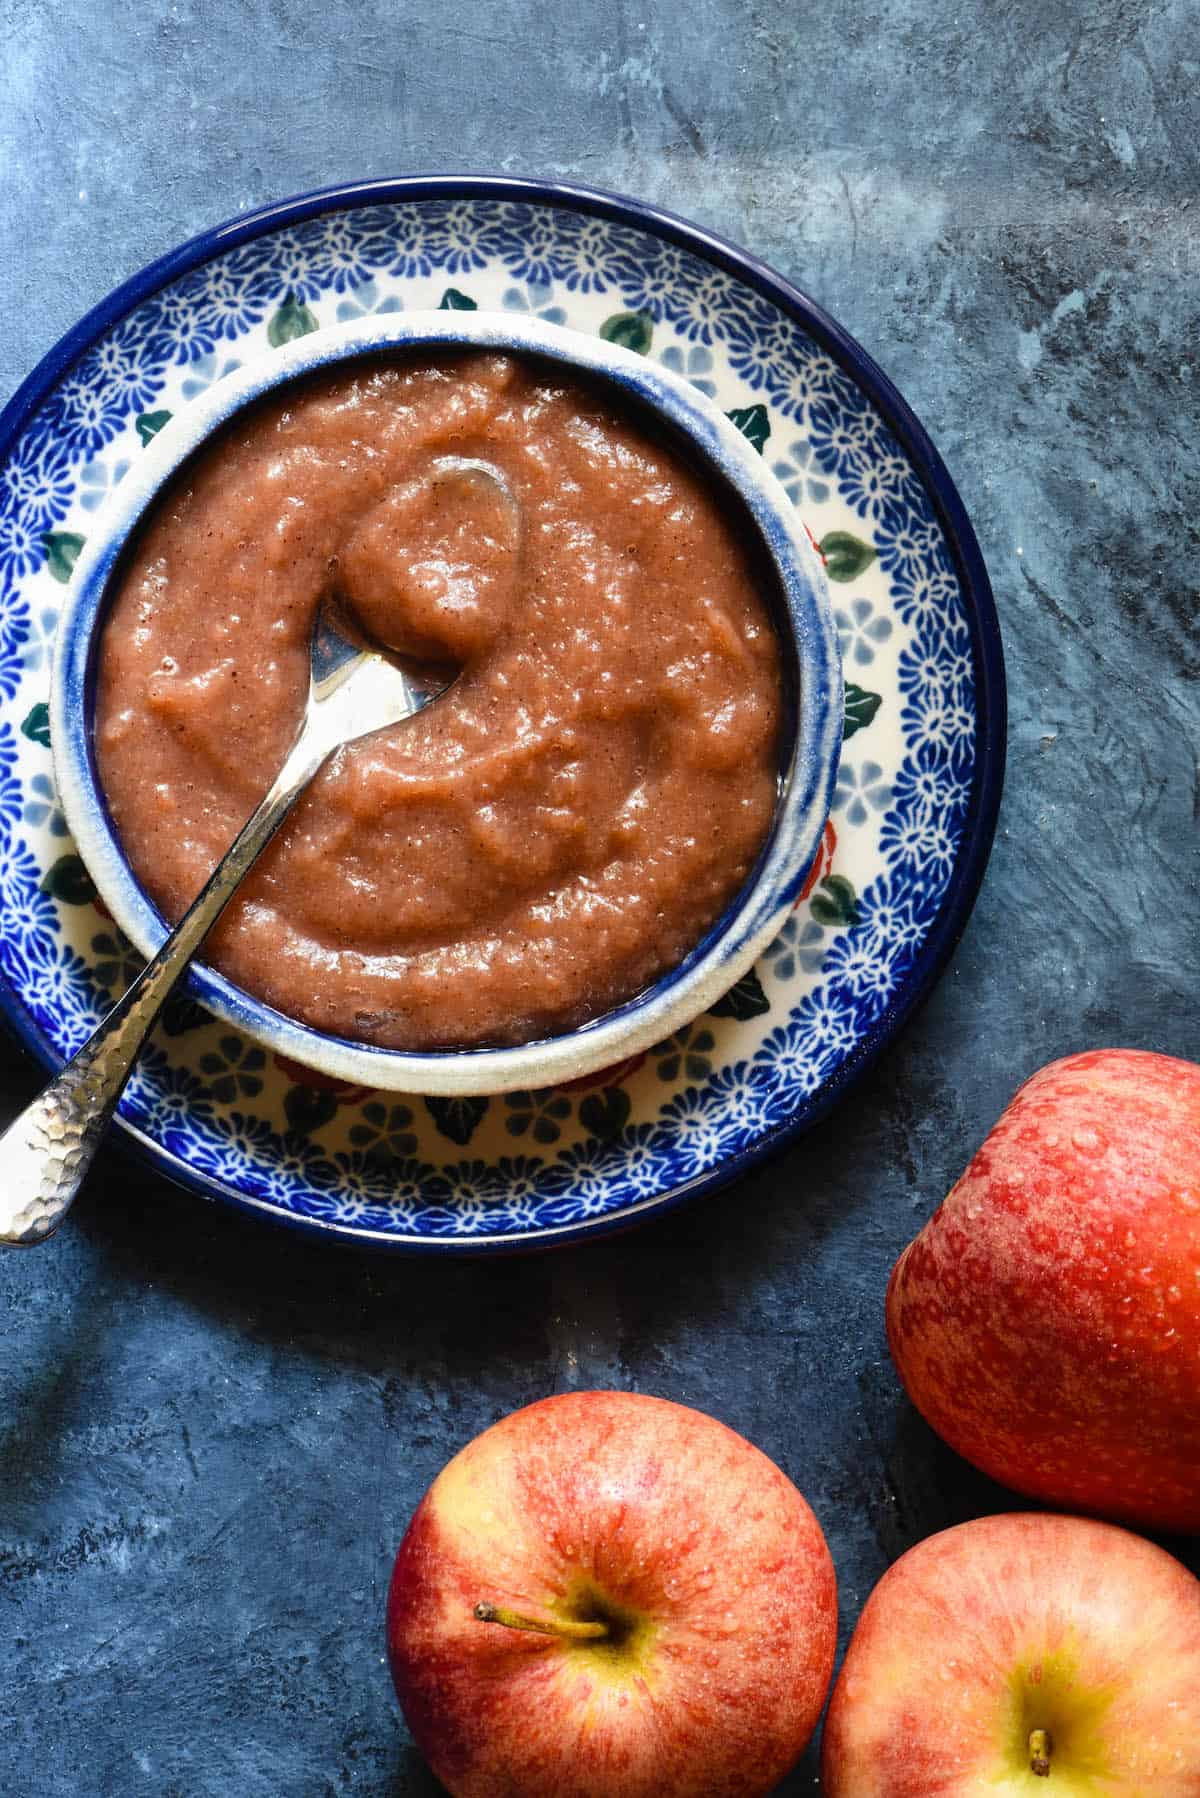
[0,727,329,1246]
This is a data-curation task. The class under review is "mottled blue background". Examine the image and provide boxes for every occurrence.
[2,1,1198,1791]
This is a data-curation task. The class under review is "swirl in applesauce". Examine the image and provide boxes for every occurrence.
[95,354,782,1049]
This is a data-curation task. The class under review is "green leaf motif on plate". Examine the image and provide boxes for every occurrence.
[726,404,771,454]
[819,530,876,583]
[809,873,860,928]
[268,292,319,347]
[843,682,883,740]
[439,287,478,310]
[41,853,96,905]
[20,702,50,747]
[709,967,770,1021]
[284,1086,339,1136]
[578,1086,632,1142]
[43,531,85,584]
[136,409,172,446]
[598,310,653,354]
[424,1093,488,1147]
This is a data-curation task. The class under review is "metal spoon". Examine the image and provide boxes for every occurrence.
[0,584,455,1246]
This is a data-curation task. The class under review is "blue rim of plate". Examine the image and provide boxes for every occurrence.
[0,174,1006,1253]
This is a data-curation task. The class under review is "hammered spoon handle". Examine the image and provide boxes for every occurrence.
[0,722,331,1244]
[0,579,461,1245]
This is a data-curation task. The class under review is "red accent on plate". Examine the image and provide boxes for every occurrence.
[271,1052,373,1103]
[797,819,837,904]
[557,1051,648,1094]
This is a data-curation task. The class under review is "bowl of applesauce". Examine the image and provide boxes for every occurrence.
[51,312,841,1095]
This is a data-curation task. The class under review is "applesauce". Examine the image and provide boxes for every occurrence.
[95,354,783,1049]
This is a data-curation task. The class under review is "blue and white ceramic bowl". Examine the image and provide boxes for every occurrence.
[0,177,1004,1248]
[50,310,843,1096]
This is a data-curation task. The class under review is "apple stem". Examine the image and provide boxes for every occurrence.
[1029,1728,1052,1777]
[473,1602,609,1642]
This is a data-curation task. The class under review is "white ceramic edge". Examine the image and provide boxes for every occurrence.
[51,310,842,1095]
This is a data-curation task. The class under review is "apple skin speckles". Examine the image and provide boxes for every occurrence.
[887,1048,1200,1533]
[821,1513,1200,1797]
[386,1390,837,1798]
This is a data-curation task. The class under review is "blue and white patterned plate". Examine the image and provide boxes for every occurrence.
[0,177,1004,1251]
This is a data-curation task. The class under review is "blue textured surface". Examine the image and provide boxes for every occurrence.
[1,2,1198,1792]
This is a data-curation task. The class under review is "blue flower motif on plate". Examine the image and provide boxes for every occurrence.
[832,757,892,825]
[500,280,567,327]
[252,227,329,303]
[305,211,396,290]
[22,770,67,835]
[657,342,716,397]
[546,211,632,293]
[78,455,131,514]
[771,438,830,506]
[144,283,227,365]
[492,204,562,288]
[179,352,244,403]
[762,911,828,981]
[181,256,274,344]
[836,595,893,667]
[333,279,404,324]
[0,432,74,536]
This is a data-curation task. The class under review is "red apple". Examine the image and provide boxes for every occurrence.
[822,1512,1200,1795]
[887,1049,1200,1531]
[386,1390,837,1797]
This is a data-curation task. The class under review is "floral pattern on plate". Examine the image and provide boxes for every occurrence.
[0,189,993,1246]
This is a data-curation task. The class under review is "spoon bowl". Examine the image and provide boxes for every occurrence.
[333,452,523,668]
[308,587,456,752]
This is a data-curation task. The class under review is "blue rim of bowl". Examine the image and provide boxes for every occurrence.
[52,310,838,1093]
[0,174,1006,1253]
